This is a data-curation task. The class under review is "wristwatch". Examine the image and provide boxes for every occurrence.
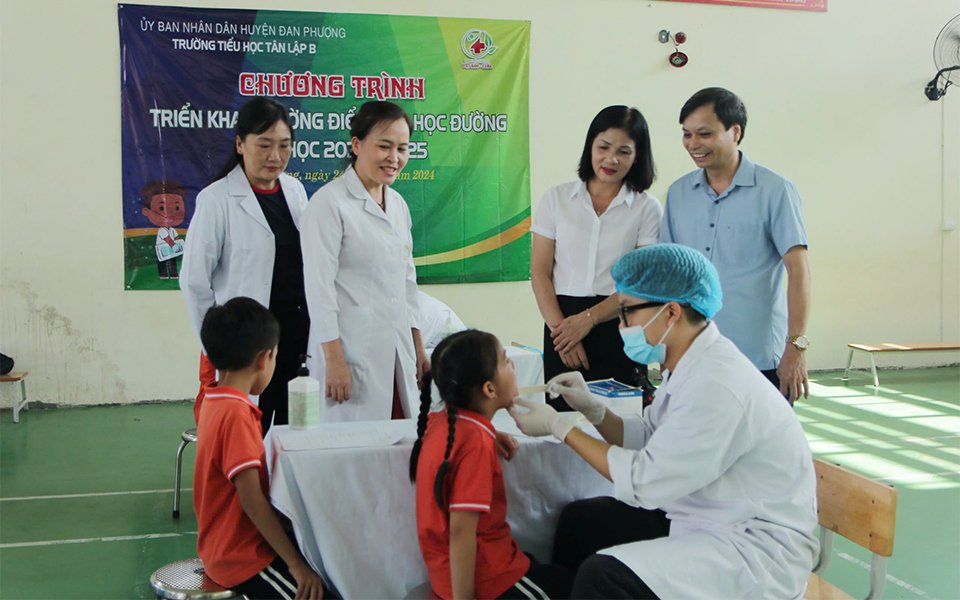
[787,334,810,351]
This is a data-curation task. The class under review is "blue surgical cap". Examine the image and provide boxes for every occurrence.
[611,244,723,319]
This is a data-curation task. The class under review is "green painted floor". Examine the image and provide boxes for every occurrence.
[1,368,958,599]
[796,368,960,600]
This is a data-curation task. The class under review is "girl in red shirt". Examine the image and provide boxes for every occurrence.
[409,330,572,599]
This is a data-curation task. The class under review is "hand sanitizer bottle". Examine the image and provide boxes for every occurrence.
[288,354,320,429]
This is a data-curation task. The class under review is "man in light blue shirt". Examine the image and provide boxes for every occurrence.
[660,87,811,403]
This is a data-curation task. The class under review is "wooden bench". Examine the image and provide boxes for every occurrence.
[804,459,898,600]
[0,371,29,423]
[842,342,960,387]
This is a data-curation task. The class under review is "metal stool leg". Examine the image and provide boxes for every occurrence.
[13,378,27,423]
[13,381,21,424]
[870,354,880,387]
[173,439,189,518]
[842,348,855,382]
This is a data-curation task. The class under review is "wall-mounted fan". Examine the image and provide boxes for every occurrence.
[925,14,960,100]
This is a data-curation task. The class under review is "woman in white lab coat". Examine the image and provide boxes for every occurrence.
[300,101,429,422]
[180,97,309,434]
[511,244,819,600]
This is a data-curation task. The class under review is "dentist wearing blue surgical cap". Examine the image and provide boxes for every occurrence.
[510,244,818,600]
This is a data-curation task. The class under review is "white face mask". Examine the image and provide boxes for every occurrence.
[619,304,673,365]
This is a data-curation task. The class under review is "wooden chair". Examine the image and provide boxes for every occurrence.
[805,459,898,600]
[1,371,29,423]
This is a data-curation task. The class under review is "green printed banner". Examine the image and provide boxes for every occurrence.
[119,5,531,289]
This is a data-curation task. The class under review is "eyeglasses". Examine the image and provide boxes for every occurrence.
[617,302,664,325]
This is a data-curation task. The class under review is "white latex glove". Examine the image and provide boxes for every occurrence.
[547,372,607,425]
[509,397,575,442]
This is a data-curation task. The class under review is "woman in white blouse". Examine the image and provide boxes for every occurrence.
[530,106,662,409]
[300,101,429,422]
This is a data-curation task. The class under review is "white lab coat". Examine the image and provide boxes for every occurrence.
[417,291,467,350]
[601,322,819,600]
[179,164,309,339]
[300,167,421,422]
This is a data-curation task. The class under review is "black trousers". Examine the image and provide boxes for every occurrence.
[572,554,660,599]
[544,296,648,411]
[761,368,780,391]
[552,497,668,599]
[496,553,573,599]
[761,368,795,406]
[259,301,310,434]
[157,257,178,278]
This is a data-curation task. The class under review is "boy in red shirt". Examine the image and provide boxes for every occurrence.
[195,297,330,599]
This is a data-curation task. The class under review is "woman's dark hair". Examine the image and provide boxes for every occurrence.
[213,97,294,183]
[408,330,500,510]
[347,101,413,167]
[200,297,280,371]
[577,105,656,194]
[679,87,747,145]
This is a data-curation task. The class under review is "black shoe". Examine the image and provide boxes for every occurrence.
[0,353,14,376]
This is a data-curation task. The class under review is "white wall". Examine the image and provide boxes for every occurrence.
[1,0,957,406]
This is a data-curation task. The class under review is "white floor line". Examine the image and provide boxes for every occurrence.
[0,531,198,549]
[836,551,937,599]
[1,488,191,502]
[876,470,960,482]
[809,434,960,450]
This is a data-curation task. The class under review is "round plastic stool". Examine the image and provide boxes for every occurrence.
[150,558,238,600]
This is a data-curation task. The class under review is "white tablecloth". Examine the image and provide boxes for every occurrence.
[265,413,611,599]
[506,345,545,403]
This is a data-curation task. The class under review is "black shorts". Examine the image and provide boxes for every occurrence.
[496,553,573,599]
[231,556,338,600]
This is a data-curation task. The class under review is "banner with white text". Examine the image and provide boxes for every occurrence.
[119,4,531,289]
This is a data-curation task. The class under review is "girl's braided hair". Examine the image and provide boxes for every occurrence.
[408,329,499,509]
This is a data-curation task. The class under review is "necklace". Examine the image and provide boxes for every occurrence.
[588,190,614,217]
[592,197,612,217]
